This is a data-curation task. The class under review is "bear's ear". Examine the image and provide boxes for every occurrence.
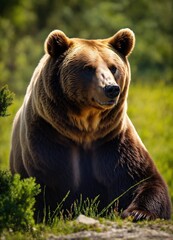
[44,30,71,57]
[109,28,135,57]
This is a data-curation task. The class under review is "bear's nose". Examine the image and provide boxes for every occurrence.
[104,85,120,99]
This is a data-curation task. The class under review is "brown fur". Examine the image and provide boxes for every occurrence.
[10,29,171,222]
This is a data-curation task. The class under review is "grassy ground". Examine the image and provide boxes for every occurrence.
[1,217,173,239]
[128,82,173,203]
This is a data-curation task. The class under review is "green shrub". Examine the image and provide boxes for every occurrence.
[0,85,14,117]
[0,171,40,232]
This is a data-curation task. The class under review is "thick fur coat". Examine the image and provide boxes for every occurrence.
[10,29,171,221]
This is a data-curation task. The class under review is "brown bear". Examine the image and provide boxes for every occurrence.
[10,28,171,222]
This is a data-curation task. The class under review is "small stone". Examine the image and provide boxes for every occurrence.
[76,214,99,225]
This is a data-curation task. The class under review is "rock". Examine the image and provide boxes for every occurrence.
[76,214,99,225]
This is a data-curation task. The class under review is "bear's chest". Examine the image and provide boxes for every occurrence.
[69,146,123,190]
[65,147,109,204]
[60,145,135,209]
[70,147,95,189]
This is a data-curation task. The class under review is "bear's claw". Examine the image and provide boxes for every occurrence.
[121,209,156,222]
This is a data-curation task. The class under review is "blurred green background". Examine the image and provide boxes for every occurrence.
[0,0,173,204]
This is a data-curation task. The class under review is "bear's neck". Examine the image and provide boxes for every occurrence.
[64,101,127,147]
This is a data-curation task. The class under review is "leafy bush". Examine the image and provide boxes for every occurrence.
[0,171,40,232]
[0,85,14,117]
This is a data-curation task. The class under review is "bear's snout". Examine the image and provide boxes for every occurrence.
[104,85,120,99]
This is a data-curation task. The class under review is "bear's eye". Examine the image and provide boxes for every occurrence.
[83,65,95,72]
[109,66,117,75]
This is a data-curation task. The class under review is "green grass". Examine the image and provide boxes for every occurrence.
[128,82,173,202]
[0,96,23,170]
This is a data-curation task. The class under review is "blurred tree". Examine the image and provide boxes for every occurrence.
[0,0,172,95]
[0,0,20,15]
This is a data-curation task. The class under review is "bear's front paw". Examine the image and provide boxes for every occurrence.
[121,209,156,222]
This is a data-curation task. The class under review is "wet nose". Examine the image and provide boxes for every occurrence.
[104,85,120,99]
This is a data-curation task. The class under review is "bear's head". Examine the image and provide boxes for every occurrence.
[34,29,135,144]
[44,29,135,111]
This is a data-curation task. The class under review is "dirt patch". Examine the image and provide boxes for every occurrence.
[48,215,173,240]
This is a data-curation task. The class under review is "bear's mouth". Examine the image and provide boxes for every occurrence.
[93,98,117,107]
